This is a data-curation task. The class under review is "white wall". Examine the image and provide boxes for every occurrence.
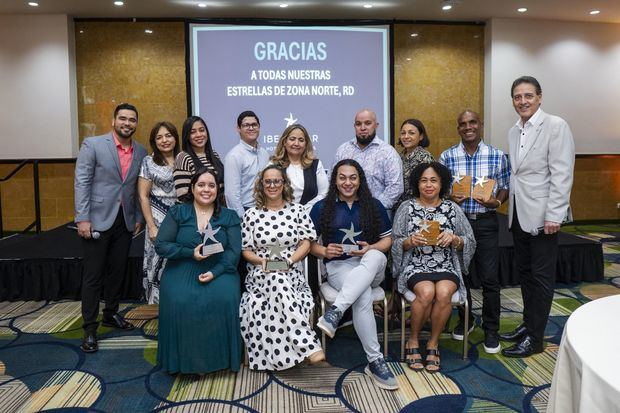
[485,18,620,154]
[0,14,78,160]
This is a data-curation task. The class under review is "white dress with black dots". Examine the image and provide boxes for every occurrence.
[239,202,322,371]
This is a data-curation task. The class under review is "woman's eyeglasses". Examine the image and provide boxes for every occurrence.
[262,179,284,187]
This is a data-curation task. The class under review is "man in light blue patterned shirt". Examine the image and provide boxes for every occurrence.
[333,109,403,212]
[439,110,510,355]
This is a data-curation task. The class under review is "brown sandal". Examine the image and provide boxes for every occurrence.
[425,348,441,373]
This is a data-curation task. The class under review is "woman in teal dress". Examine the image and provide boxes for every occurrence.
[155,167,242,374]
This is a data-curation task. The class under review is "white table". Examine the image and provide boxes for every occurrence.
[548,294,620,413]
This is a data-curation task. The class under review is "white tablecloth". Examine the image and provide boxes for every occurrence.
[548,294,620,413]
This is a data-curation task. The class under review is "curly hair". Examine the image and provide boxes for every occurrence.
[253,165,294,209]
[409,161,452,199]
[185,167,223,216]
[149,121,180,166]
[271,124,316,169]
[181,116,224,181]
[319,159,382,244]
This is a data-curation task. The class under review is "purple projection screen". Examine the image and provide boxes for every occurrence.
[189,25,390,170]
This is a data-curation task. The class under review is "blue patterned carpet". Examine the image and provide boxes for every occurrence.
[1,224,618,412]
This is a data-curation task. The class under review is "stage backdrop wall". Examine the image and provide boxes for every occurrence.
[1,19,619,232]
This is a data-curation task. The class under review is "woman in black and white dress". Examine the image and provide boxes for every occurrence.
[239,165,324,370]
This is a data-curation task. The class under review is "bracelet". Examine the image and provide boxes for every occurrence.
[496,199,502,208]
[286,257,294,268]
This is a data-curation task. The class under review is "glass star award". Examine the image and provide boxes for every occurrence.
[200,222,224,256]
[338,223,362,254]
[265,244,290,271]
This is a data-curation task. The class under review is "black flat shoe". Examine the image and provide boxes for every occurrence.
[81,333,98,353]
[499,323,528,342]
[102,313,134,330]
[501,335,544,358]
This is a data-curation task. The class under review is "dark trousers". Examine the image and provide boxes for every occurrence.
[462,212,501,333]
[511,205,558,345]
[81,208,132,334]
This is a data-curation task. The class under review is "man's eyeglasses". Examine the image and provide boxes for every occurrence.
[241,123,259,130]
[263,179,284,187]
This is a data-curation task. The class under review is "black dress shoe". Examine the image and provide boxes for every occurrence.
[501,335,544,358]
[81,333,98,353]
[102,313,134,330]
[499,323,528,342]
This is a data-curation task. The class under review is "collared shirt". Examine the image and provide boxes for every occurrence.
[309,197,391,262]
[113,132,134,181]
[224,139,270,218]
[333,137,403,210]
[516,107,543,161]
[439,140,510,214]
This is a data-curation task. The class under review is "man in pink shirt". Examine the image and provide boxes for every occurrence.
[74,103,147,353]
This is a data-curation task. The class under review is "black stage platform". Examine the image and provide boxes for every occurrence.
[0,215,605,301]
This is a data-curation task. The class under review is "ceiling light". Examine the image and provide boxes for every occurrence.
[410,33,419,37]
[145,29,153,34]
[197,3,206,7]
[406,58,412,61]
[114,1,124,6]
[589,10,600,15]
[363,4,373,8]
[517,7,527,13]
[442,4,452,11]
[79,30,84,33]
[279,3,288,7]
[28,2,39,6]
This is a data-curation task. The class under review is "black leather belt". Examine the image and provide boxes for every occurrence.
[465,211,496,221]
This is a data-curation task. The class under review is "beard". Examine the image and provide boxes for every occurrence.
[114,125,136,139]
[356,131,376,146]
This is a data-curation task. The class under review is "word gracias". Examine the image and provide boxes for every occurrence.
[254,41,327,61]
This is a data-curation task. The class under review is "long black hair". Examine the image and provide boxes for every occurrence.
[181,116,224,182]
[319,159,382,244]
[185,167,223,217]
[149,121,180,166]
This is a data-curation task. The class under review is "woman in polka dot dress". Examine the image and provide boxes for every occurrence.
[240,165,325,370]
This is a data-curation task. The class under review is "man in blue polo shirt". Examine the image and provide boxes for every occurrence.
[309,159,397,391]
[439,110,510,354]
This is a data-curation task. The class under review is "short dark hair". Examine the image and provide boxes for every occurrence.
[409,162,452,199]
[149,121,180,167]
[237,110,260,127]
[400,118,430,148]
[113,103,138,120]
[511,76,542,97]
[186,167,223,216]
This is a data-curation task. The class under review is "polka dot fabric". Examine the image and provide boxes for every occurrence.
[239,203,321,370]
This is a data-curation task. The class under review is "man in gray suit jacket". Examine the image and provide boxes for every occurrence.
[500,76,575,357]
[74,103,147,353]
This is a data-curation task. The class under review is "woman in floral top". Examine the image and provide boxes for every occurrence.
[395,119,434,211]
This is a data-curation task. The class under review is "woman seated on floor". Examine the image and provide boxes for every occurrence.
[391,162,475,373]
[239,165,325,371]
[155,167,242,374]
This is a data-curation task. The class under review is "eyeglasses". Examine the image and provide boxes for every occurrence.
[241,123,259,130]
[263,179,284,187]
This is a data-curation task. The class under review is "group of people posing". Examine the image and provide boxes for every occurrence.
[74,75,575,391]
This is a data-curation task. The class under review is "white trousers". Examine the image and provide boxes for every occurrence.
[325,249,386,363]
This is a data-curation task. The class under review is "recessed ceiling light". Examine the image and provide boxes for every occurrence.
[79,30,84,33]
[114,1,124,6]
[442,4,452,11]
[406,58,412,61]
[197,3,206,8]
[145,29,153,34]
[517,7,527,13]
[28,2,38,6]
[279,3,288,7]
[589,10,600,15]
[363,4,373,9]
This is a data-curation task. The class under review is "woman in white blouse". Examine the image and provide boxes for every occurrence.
[270,124,328,212]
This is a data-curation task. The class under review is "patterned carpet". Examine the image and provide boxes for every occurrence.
[1,224,619,412]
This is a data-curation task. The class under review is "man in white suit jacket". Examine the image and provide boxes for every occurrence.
[74,103,147,353]
[500,76,575,357]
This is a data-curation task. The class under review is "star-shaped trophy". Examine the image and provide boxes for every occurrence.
[265,243,290,271]
[200,222,223,256]
[338,223,362,254]
[472,175,496,202]
[451,172,472,198]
